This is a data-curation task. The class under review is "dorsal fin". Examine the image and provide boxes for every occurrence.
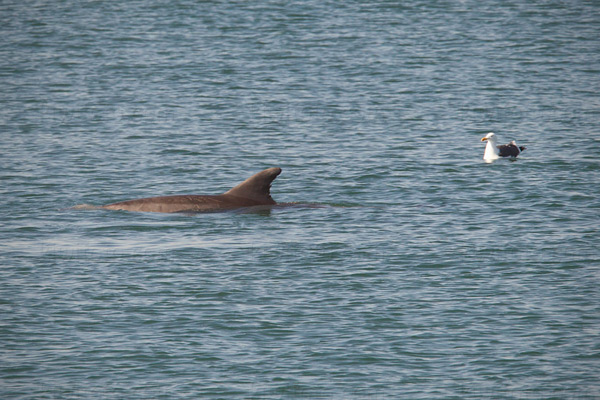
[223,167,281,204]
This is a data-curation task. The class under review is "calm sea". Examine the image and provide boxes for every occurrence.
[1,1,599,399]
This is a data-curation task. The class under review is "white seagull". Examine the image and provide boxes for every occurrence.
[481,132,526,162]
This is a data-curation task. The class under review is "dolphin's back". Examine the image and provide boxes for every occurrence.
[102,195,227,213]
[101,167,282,213]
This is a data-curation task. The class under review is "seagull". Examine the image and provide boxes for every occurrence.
[481,132,526,162]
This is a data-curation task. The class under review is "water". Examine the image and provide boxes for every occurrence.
[1,1,599,398]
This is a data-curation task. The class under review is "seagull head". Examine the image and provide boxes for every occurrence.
[481,132,496,143]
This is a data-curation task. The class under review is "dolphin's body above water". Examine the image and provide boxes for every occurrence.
[101,167,281,213]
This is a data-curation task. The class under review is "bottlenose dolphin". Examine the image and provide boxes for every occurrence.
[101,167,281,213]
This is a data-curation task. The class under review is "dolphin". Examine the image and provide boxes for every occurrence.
[101,167,282,213]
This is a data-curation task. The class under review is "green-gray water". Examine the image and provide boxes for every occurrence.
[1,1,599,398]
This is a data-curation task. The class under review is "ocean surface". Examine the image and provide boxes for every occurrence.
[1,1,599,399]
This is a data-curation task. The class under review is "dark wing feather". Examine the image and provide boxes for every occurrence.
[497,143,521,157]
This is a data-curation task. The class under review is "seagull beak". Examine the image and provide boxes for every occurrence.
[481,137,488,142]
